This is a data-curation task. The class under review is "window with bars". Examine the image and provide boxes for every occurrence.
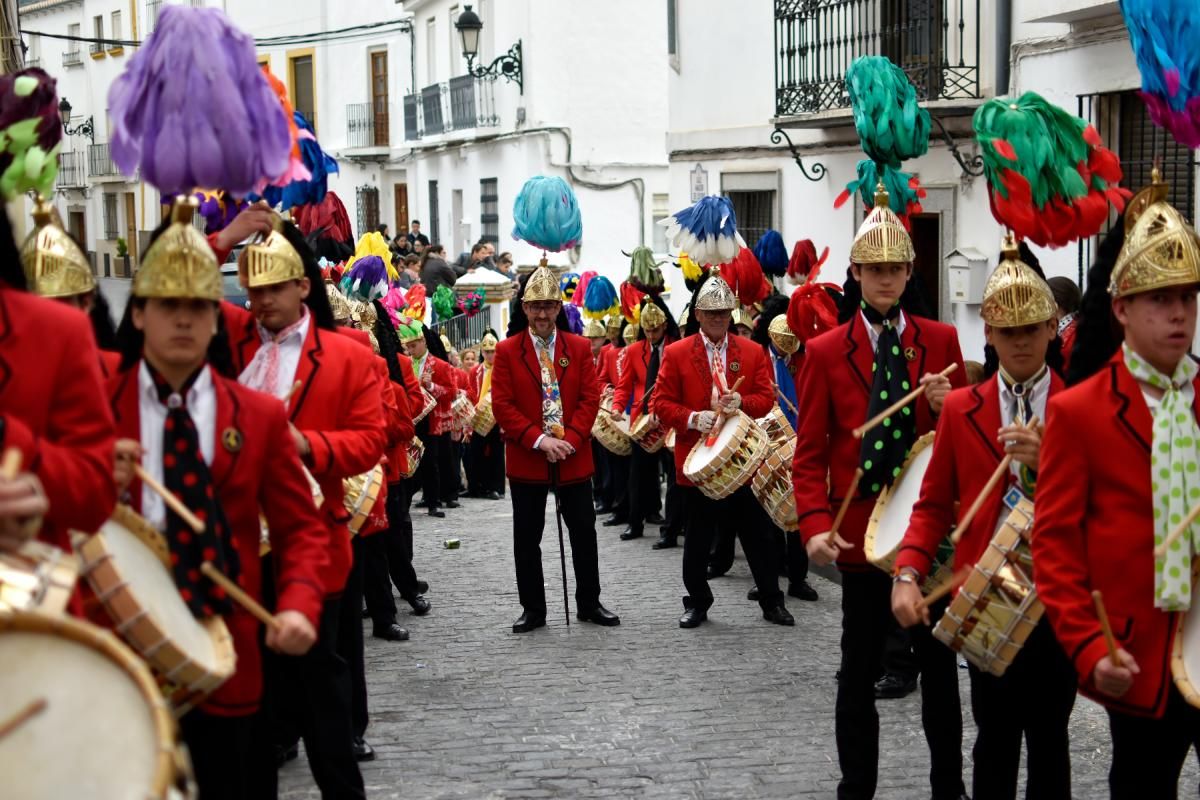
[480,178,499,244]
[727,190,775,251]
[428,180,441,243]
[355,186,380,239]
[1077,90,1197,286]
[103,193,119,240]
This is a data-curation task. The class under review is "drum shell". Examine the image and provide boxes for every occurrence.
[754,405,795,447]
[0,541,79,615]
[683,411,770,500]
[344,465,385,535]
[750,438,798,530]
[593,412,633,456]
[472,397,497,436]
[1171,561,1200,710]
[401,436,425,480]
[413,389,437,423]
[630,415,666,454]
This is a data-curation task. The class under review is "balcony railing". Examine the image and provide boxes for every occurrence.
[346,102,390,148]
[774,0,981,117]
[57,151,85,188]
[89,40,104,56]
[147,0,163,31]
[88,143,119,177]
[26,57,41,68]
[403,76,499,140]
[62,49,81,67]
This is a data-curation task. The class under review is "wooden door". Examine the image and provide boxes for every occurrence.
[394,183,408,233]
[68,210,86,247]
[123,193,138,268]
[371,51,389,146]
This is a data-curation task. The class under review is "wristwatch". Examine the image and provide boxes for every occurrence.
[892,568,919,585]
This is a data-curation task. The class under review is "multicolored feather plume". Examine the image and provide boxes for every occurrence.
[572,270,597,307]
[658,195,746,267]
[0,68,62,200]
[626,245,666,294]
[581,274,619,320]
[1120,0,1200,147]
[340,255,389,302]
[620,280,645,323]
[786,270,842,344]
[346,231,398,282]
[259,111,338,209]
[834,160,925,223]
[432,284,459,320]
[719,248,770,306]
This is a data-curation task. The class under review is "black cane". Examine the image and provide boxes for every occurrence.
[549,462,571,627]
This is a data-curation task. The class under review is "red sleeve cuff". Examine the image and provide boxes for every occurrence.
[275,579,325,627]
[893,546,933,579]
[0,414,37,466]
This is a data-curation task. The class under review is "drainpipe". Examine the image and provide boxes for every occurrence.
[996,0,1012,97]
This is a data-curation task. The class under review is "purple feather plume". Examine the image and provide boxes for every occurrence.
[108,5,291,196]
[562,303,583,334]
[340,254,389,302]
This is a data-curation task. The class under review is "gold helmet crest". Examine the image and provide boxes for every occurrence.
[1109,170,1200,298]
[980,234,1057,328]
[134,197,222,301]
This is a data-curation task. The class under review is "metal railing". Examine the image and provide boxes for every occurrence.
[774,0,982,117]
[421,84,445,136]
[403,76,499,140]
[26,57,41,68]
[147,0,162,31]
[432,310,491,352]
[346,102,390,148]
[62,49,81,67]
[89,40,104,56]
[57,151,85,188]
[88,143,119,177]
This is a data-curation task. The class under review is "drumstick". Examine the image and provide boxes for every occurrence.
[0,448,21,480]
[824,468,864,547]
[704,376,747,447]
[200,562,279,630]
[853,363,959,439]
[133,465,205,534]
[1091,590,1123,666]
[774,385,799,418]
[284,380,303,404]
[1154,500,1200,558]
[917,567,969,610]
[949,415,1040,545]
[0,698,46,741]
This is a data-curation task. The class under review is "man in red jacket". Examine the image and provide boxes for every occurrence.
[490,266,620,633]
[399,319,458,518]
[1033,178,1200,797]
[653,274,793,629]
[467,330,505,500]
[893,237,1075,799]
[792,186,966,800]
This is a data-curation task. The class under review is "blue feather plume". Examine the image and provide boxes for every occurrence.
[340,254,389,302]
[256,111,338,209]
[657,195,746,267]
[581,275,619,320]
[752,230,788,277]
[512,175,582,252]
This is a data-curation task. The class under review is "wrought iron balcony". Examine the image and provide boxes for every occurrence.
[88,143,119,178]
[774,0,982,118]
[403,76,499,140]
[56,151,85,188]
[62,49,81,67]
[346,102,390,148]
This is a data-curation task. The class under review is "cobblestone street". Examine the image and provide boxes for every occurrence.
[279,494,1199,799]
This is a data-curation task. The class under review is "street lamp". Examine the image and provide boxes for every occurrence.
[454,4,523,94]
[58,98,95,144]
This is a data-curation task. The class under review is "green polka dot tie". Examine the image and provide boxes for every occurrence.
[859,301,915,498]
[1123,345,1198,611]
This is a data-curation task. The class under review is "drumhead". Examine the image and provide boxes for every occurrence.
[100,520,221,675]
[1173,561,1200,710]
[868,432,935,559]
[689,412,743,470]
[0,613,174,799]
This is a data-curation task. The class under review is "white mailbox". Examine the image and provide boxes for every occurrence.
[946,247,989,304]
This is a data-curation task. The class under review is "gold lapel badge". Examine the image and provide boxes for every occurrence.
[558,357,570,368]
[903,347,916,362]
[730,361,741,373]
[222,427,243,453]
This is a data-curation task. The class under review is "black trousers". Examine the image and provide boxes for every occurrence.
[438,432,458,503]
[709,524,736,574]
[608,452,631,520]
[967,619,1076,799]
[771,526,810,586]
[362,480,420,626]
[681,485,782,611]
[510,479,602,615]
[414,418,442,512]
[591,444,610,506]
[661,452,683,538]
[836,570,964,800]
[468,428,506,495]
[179,710,255,800]
[343,538,370,740]
[626,443,662,534]
[1108,685,1200,799]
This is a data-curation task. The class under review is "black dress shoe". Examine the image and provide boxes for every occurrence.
[406,595,431,615]
[512,612,546,633]
[788,581,819,601]
[427,509,445,519]
[414,499,430,509]
[352,737,375,762]
[762,605,795,626]
[486,490,502,500]
[707,565,730,579]
[444,500,461,509]
[619,527,644,541]
[747,588,760,601]
[275,742,299,768]
[651,537,677,549]
[679,608,708,628]
[416,579,429,595]
[372,622,410,641]
[577,604,620,626]
[875,673,918,699]
[602,516,628,527]
[644,512,665,525]
[594,503,613,515]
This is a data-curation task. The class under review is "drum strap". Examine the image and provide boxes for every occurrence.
[858,301,915,497]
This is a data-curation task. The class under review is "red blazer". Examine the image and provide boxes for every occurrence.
[107,365,329,715]
[395,352,422,412]
[491,329,599,485]
[98,349,122,381]
[792,313,966,569]
[467,361,485,404]
[224,305,386,594]
[334,328,414,486]
[1033,353,1193,718]
[418,354,457,436]
[653,334,775,487]
[896,372,1064,579]
[0,287,116,550]
[604,345,623,390]
[612,338,673,422]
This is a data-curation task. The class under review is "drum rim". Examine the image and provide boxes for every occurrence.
[0,609,178,797]
[685,411,770,498]
[864,431,936,570]
[345,464,385,534]
[1170,559,1200,710]
[0,541,80,615]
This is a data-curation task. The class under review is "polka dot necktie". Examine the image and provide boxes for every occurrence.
[858,301,915,497]
[148,364,239,617]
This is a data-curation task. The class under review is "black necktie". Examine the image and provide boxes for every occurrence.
[643,342,661,413]
[858,301,915,497]
[147,363,239,617]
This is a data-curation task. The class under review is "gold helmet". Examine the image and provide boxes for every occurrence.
[1109,170,1200,298]
[640,300,667,330]
[980,233,1057,328]
[133,197,222,301]
[239,213,304,289]
[850,183,915,265]
[605,315,623,338]
[583,319,606,338]
[327,281,352,323]
[479,331,499,351]
[694,275,737,311]
[21,197,95,299]
[731,307,754,331]
[622,322,640,344]
[767,314,799,355]
[523,265,561,303]
[348,298,377,330]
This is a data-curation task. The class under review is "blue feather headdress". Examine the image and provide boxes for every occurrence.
[259,111,339,209]
[512,175,582,255]
[752,230,789,277]
[657,195,746,267]
[582,275,620,320]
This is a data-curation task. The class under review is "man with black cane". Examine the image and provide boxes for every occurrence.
[490,265,622,633]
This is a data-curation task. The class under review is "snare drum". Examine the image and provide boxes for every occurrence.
[0,611,194,799]
[630,414,666,453]
[401,436,425,480]
[864,433,954,594]
[472,396,496,436]
[1171,559,1200,710]
[593,412,633,456]
[750,438,798,531]
[413,388,437,423]
[933,498,1042,677]
[79,505,236,701]
[755,405,795,446]
[344,464,385,536]
[683,410,770,500]
[451,392,475,430]
[0,541,78,614]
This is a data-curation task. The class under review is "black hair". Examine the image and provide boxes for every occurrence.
[980,243,1064,379]
[0,209,27,290]
[280,220,336,331]
[89,289,119,351]
[1066,222,1127,386]
[506,271,571,336]
[370,299,405,384]
[635,294,680,342]
[837,262,932,323]
[422,323,450,361]
[751,293,789,348]
[1047,276,1082,315]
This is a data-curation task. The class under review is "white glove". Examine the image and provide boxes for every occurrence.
[691,410,717,432]
[719,391,741,412]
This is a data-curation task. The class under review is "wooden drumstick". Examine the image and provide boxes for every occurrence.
[704,376,747,446]
[1091,590,1123,666]
[824,468,864,548]
[200,562,279,630]
[853,363,959,439]
[284,380,303,404]
[133,465,205,534]
[1154,501,1200,558]
[774,385,799,418]
[950,415,1040,545]
[917,567,969,610]
[0,698,46,741]
[0,448,21,480]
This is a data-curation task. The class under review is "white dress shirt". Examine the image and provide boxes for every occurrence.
[996,365,1052,506]
[238,308,311,399]
[689,333,730,429]
[138,361,216,531]
[861,309,907,353]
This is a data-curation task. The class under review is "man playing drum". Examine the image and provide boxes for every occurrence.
[892,236,1076,799]
[1033,175,1200,798]
[793,184,966,799]
[653,274,793,629]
